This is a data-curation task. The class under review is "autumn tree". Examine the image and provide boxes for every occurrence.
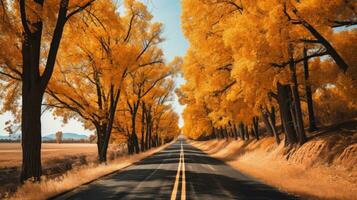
[0,0,96,181]
[124,57,179,153]
[55,131,63,144]
[179,0,357,145]
[45,0,168,162]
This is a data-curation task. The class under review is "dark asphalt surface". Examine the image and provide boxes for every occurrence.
[54,138,298,200]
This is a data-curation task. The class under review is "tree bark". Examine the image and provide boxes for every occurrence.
[245,125,249,140]
[267,112,280,144]
[21,86,42,182]
[239,122,245,140]
[140,103,146,151]
[19,0,85,182]
[269,106,276,130]
[277,82,298,145]
[233,124,238,140]
[261,110,273,136]
[303,48,317,131]
[289,52,307,144]
[96,123,107,162]
[224,126,229,140]
[300,21,349,72]
[252,117,259,140]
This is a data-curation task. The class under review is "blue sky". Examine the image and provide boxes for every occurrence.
[145,0,188,128]
[0,0,188,136]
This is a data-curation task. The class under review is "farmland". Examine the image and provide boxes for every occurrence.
[0,143,98,168]
[0,143,126,198]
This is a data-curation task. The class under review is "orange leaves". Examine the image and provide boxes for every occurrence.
[25,0,180,140]
[179,0,357,138]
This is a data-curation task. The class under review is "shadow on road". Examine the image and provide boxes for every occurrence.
[62,140,298,200]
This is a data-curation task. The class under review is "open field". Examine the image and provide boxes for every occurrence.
[0,143,127,198]
[7,141,173,200]
[0,143,98,168]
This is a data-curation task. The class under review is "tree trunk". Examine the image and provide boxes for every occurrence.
[127,133,133,155]
[239,122,245,140]
[289,55,307,144]
[19,0,72,182]
[141,104,146,151]
[145,117,150,150]
[269,106,276,129]
[233,124,238,140]
[148,122,153,149]
[21,87,42,182]
[96,124,107,162]
[211,127,215,139]
[20,17,43,182]
[132,132,140,153]
[277,82,298,145]
[303,47,317,132]
[261,110,273,136]
[267,113,280,144]
[224,126,229,140]
[245,125,249,140]
[129,103,140,153]
[252,117,259,140]
[131,115,140,153]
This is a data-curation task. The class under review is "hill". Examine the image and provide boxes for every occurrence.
[0,133,88,141]
[42,133,88,141]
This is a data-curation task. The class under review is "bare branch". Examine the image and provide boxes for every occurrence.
[66,0,96,21]
[271,50,328,68]
[0,70,21,80]
[212,80,237,96]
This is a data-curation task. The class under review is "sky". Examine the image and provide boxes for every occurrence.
[0,0,188,136]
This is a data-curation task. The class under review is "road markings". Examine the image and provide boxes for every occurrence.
[170,142,186,200]
[206,164,216,171]
[181,143,186,200]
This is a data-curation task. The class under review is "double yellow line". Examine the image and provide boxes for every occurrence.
[170,142,186,200]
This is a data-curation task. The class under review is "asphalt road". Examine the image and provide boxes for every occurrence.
[54,138,298,200]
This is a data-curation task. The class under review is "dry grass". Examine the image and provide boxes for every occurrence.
[190,131,357,200]
[4,142,172,200]
[0,143,98,168]
[0,143,100,197]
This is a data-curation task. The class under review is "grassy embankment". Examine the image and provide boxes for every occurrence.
[190,120,357,200]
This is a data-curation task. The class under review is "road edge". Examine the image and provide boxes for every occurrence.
[48,139,176,200]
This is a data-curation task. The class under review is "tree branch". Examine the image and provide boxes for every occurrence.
[66,0,96,21]
[0,70,21,80]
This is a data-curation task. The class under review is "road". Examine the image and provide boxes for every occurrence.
[54,138,298,200]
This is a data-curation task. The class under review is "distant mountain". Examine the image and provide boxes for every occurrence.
[0,133,21,140]
[0,135,9,140]
[42,133,88,141]
[0,132,88,141]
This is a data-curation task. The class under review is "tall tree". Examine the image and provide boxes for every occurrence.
[0,0,96,181]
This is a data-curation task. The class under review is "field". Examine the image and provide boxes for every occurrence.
[0,143,126,198]
[7,142,172,200]
[0,143,98,168]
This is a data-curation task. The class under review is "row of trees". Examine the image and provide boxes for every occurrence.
[177,0,356,144]
[0,0,179,182]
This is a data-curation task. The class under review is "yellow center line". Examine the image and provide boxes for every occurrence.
[181,142,186,200]
[170,143,182,200]
[170,142,186,200]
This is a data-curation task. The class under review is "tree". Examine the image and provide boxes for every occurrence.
[0,0,96,182]
[55,131,63,144]
[179,0,357,145]
[46,0,165,162]
[124,57,179,153]
[89,134,97,143]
